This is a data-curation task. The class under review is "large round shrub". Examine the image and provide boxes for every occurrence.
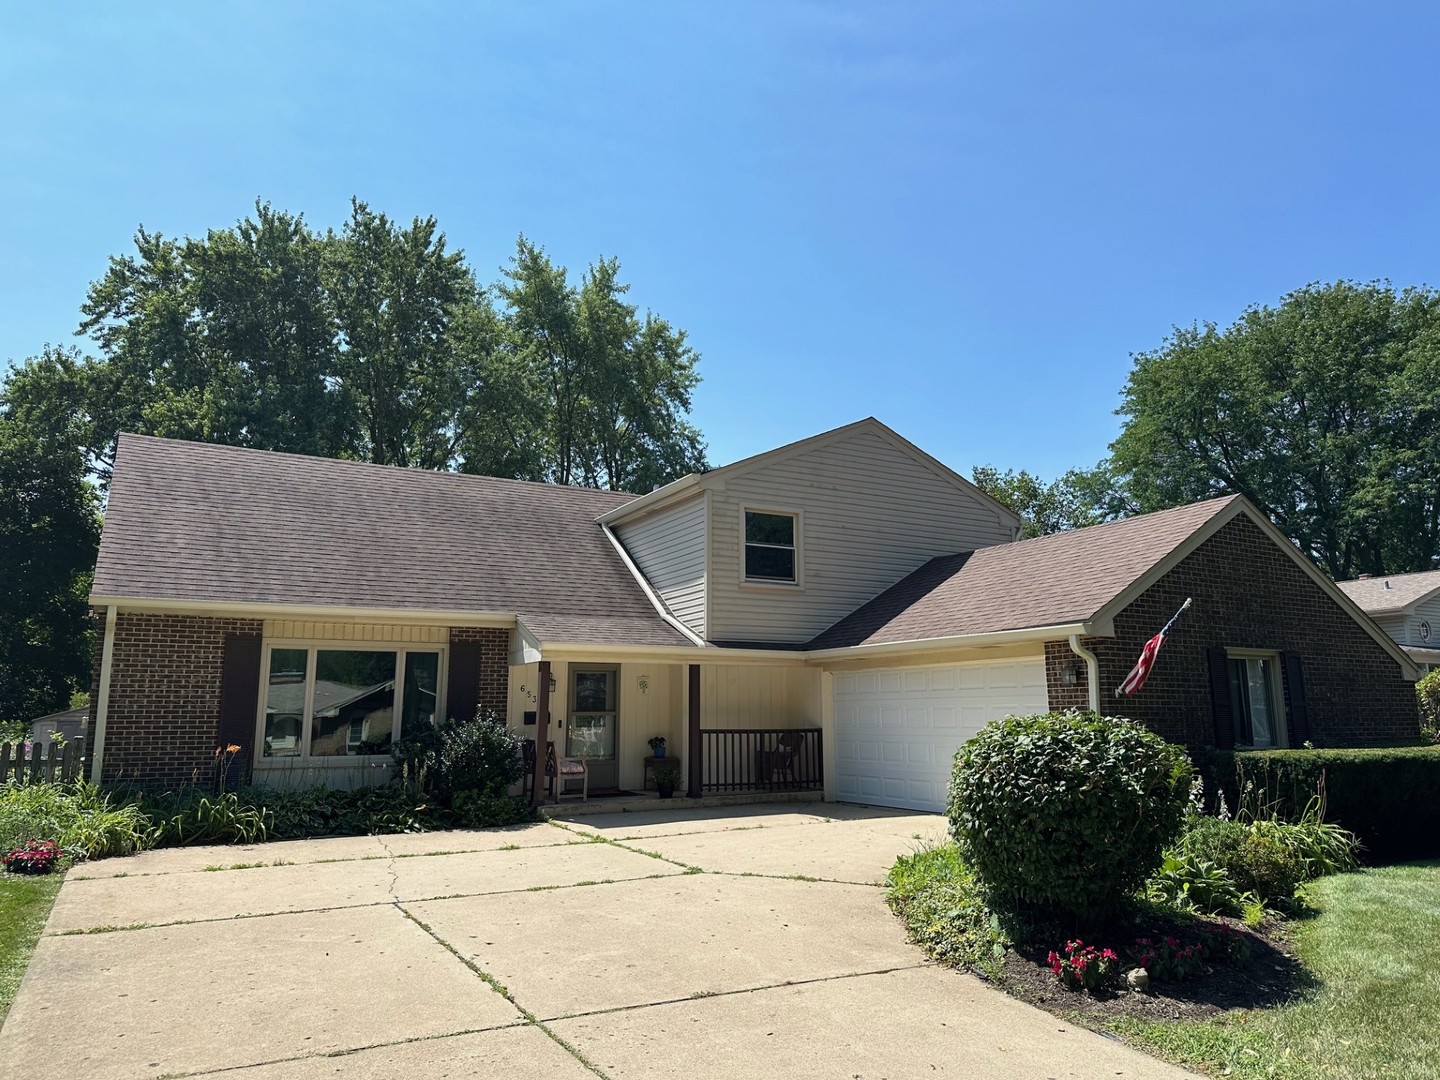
[948,711,1193,924]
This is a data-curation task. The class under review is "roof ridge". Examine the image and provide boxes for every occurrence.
[116,432,640,502]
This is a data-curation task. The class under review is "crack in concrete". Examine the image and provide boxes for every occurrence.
[537,962,935,1025]
[398,905,613,1079]
[150,1021,532,1080]
[44,870,690,937]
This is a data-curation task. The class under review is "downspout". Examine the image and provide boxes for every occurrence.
[89,605,118,784]
[1068,633,1100,713]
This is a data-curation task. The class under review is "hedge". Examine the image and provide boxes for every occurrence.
[1209,746,1440,862]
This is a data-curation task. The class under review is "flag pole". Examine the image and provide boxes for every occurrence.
[1114,598,1193,698]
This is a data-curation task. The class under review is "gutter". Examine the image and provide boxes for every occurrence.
[87,596,516,626]
[89,605,117,784]
[804,623,1092,662]
[1067,633,1101,712]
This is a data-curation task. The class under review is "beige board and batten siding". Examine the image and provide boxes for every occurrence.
[707,428,1017,643]
[614,495,707,637]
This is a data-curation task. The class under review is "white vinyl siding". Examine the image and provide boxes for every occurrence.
[1408,595,1440,647]
[615,495,708,637]
[707,429,1016,643]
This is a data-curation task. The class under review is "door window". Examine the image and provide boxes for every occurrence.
[569,668,617,760]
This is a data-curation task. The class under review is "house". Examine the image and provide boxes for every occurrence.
[86,419,1422,812]
[1336,570,1440,672]
[26,706,88,746]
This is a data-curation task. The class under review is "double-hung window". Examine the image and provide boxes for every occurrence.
[261,646,443,760]
[744,510,799,584]
[1226,652,1285,749]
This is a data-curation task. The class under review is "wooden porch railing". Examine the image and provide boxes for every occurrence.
[699,727,823,794]
[0,739,86,785]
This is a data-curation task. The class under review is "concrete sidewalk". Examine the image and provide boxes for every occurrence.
[0,802,1193,1079]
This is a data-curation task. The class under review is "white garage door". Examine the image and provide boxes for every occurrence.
[832,657,1049,812]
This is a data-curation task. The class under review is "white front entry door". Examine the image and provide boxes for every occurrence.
[832,657,1049,812]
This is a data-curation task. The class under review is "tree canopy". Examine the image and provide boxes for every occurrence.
[1107,281,1440,578]
[0,198,708,718]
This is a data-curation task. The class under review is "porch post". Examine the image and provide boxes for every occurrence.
[687,663,701,799]
[532,660,551,805]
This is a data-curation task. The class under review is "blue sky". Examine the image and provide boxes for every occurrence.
[2,3,1437,478]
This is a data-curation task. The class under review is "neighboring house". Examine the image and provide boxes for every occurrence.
[1336,570,1440,672]
[27,707,88,746]
[86,419,1422,812]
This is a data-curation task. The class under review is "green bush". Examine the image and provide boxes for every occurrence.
[1419,669,1440,743]
[392,708,525,801]
[1147,850,1246,916]
[948,711,1193,926]
[1211,746,1440,861]
[145,791,271,846]
[0,782,148,859]
[1173,812,1354,907]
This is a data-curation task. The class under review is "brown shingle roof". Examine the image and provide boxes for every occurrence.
[806,496,1240,648]
[1336,569,1440,616]
[92,435,691,647]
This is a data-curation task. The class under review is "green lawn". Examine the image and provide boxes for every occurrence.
[0,873,62,1027]
[1106,861,1440,1080]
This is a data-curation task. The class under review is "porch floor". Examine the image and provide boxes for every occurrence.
[538,789,819,817]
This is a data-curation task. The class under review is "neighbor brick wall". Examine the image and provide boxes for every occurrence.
[97,612,263,786]
[449,627,510,715]
[1044,515,1421,749]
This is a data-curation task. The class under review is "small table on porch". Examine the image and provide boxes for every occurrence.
[642,756,682,791]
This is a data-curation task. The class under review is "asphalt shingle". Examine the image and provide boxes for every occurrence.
[806,497,1239,648]
[92,434,690,648]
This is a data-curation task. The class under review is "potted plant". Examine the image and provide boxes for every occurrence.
[652,764,682,799]
[647,735,667,758]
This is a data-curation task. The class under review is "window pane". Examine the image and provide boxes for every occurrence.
[1247,658,1276,748]
[573,671,614,713]
[567,714,616,759]
[263,648,308,758]
[745,511,794,546]
[310,650,397,756]
[745,545,796,581]
[401,652,440,740]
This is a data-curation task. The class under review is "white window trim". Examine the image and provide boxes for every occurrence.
[740,505,804,590]
[253,640,448,768]
[1225,647,1288,749]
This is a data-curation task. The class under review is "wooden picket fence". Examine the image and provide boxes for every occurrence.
[0,739,86,785]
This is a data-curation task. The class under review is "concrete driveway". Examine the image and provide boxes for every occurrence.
[0,802,1191,1079]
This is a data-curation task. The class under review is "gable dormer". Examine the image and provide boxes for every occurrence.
[604,418,1021,645]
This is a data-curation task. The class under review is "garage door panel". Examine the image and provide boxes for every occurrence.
[833,657,1048,813]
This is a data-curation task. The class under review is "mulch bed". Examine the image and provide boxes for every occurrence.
[990,914,1314,1022]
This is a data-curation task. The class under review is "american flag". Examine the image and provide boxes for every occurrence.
[1116,598,1192,697]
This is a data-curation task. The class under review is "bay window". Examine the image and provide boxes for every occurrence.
[261,645,443,761]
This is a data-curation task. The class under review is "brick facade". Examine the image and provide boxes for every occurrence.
[1044,515,1421,749]
[95,612,264,785]
[92,614,513,788]
[449,626,511,714]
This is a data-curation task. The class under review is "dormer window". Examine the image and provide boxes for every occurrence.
[745,510,799,583]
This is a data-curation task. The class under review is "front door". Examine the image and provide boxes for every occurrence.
[569,666,619,790]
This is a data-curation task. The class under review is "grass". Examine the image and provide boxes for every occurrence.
[0,873,62,1026]
[1102,861,1440,1080]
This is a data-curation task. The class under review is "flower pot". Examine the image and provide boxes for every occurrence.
[657,783,675,799]
[655,746,666,758]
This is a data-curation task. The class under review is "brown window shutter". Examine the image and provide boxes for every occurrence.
[446,642,480,725]
[1207,646,1236,749]
[1281,653,1312,747]
[217,633,262,787]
